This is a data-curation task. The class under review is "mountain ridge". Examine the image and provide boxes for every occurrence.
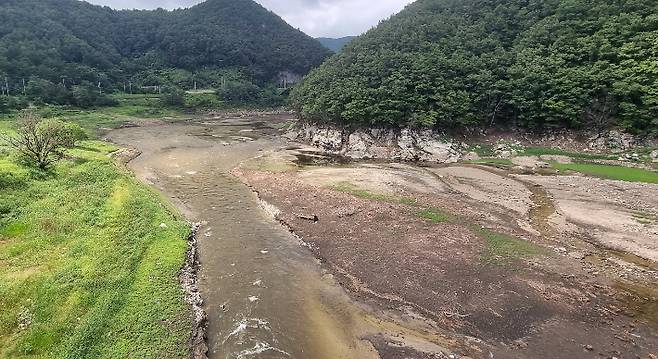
[292,0,658,135]
[0,0,331,101]
[316,36,356,53]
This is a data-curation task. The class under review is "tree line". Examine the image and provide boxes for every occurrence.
[291,0,658,135]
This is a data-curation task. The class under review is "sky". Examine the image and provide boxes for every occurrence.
[84,0,414,38]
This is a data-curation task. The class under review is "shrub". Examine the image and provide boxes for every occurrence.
[160,88,185,107]
[1,111,79,169]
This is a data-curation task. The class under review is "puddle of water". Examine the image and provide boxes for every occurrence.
[614,280,658,329]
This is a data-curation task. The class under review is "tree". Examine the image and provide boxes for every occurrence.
[160,88,186,107]
[2,111,79,169]
[61,123,88,147]
[218,80,260,104]
[0,96,8,113]
[0,0,330,108]
[71,82,118,108]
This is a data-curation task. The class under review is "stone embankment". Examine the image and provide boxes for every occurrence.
[287,122,658,164]
[285,123,465,163]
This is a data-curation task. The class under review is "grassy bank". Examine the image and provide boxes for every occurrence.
[553,162,658,184]
[0,125,192,357]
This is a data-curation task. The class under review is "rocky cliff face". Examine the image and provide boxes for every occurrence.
[285,124,465,163]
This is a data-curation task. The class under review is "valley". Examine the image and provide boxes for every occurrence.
[1,0,657,357]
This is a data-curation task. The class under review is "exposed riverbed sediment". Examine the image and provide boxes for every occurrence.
[107,115,460,359]
[107,115,657,358]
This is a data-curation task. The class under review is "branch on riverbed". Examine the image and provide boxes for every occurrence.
[296,213,319,223]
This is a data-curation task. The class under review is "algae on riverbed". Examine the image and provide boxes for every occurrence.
[477,228,546,266]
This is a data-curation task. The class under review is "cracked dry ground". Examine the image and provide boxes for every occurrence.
[234,159,658,359]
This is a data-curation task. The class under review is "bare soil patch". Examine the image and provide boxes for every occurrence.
[234,157,658,358]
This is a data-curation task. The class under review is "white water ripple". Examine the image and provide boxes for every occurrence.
[223,318,271,344]
[235,342,291,359]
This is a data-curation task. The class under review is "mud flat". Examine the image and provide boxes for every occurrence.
[107,116,468,359]
[234,146,658,358]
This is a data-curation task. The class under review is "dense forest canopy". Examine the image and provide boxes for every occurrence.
[292,0,658,134]
[0,0,331,107]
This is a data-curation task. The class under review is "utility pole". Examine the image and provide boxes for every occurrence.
[22,78,26,95]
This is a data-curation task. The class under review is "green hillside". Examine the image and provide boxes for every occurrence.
[292,0,658,134]
[0,0,331,107]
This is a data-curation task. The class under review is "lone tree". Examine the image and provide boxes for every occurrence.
[2,111,87,169]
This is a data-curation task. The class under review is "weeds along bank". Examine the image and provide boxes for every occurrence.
[0,120,194,358]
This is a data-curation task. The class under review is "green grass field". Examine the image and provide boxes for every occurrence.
[477,228,546,266]
[553,162,658,184]
[0,126,192,357]
[0,94,187,138]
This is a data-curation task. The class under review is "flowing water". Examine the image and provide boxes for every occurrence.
[107,117,379,359]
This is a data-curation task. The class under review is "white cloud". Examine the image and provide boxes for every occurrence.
[257,0,413,37]
[83,0,413,37]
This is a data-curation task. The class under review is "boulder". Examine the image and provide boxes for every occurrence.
[345,131,375,159]
[310,127,343,152]
[463,152,481,161]
[540,155,572,164]
[493,140,524,158]
[651,150,658,162]
[588,130,637,151]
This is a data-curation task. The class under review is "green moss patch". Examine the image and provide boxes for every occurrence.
[552,162,658,184]
[478,228,545,266]
[416,208,450,223]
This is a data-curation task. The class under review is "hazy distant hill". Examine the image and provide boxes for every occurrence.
[0,0,331,101]
[316,36,356,53]
[293,0,658,134]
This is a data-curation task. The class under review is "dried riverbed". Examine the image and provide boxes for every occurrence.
[108,115,657,358]
[107,116,454,359]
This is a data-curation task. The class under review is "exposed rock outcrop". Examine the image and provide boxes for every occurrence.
[588,130,637,151]
[493,140,525,158]
[287,123,464,163]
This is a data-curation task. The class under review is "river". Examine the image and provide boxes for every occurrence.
[107,115,379,359]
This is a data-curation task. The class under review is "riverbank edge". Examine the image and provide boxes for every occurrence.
[109,146,209,359]
[286,122,658,164]
[179,222,209,359]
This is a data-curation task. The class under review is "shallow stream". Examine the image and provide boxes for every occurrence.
[108,117,379,359]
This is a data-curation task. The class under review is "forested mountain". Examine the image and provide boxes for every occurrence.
[292,0,658,134]
[0,0,331,106]
[316,36,356,53]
